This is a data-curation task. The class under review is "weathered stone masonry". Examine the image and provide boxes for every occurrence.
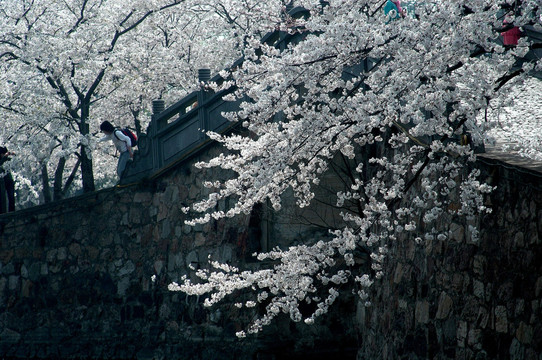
[358,156,542,360]
[0,144,357,360]
[1,143,542,359]
[0,146,245,359]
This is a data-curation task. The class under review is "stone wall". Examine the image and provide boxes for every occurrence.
[358,157,542,360]
[2,139,542,360]
[0,144,356,360]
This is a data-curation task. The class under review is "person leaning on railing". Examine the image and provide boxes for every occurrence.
[99,121,134,179]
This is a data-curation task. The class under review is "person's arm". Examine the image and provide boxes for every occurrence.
[99,134,111,142]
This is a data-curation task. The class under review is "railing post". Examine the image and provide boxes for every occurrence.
[152,99,166,131]
[197,69,211,133]
[151,99,165,171]
[198,69,211,96]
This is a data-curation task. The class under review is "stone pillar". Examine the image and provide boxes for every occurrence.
[152,99,166,131]
[197,69,210,132]
[151,99,166,171]
[198,69,211,84]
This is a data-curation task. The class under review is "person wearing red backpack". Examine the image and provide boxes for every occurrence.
[99,120,134,178]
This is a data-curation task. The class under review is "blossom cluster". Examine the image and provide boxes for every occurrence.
[174,0,541,336]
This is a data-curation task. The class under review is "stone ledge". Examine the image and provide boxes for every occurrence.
[478,147,542,176]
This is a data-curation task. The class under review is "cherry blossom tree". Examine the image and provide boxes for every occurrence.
[0,0,186,202]
[0,0,279,206]
[170,0,542,337]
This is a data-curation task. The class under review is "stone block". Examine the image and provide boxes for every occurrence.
[8,275,19,291]
[0,277,6,295]
[477,307,489,329]
[157,203,168,222]
[154,260,164,275]
[415,300,429,324]
[442,318,457,345]
[49,262,62,273]
[120,212,129,226]
[1,262,14,275]
[495,305,508,333]
[509,338,524,360]
[472,255,486,276]
[159,303,171,319]
[457,321,467,347]
[118,261,136,277]
[449,223,464,242]
[69,243,82,257]
[527,223,538,245]
[130,206,142,224]
[530,300,539,325]
[473,279,485,299]
[45,249,57,263]
[167,253,184,272]
[393,262,405,284]
[133,192,152,203]
[468,328,482,349]
[194,233,206,247]
[161,219,171,239]
[188,184,201,199]
[33,263,46,279]
[514,232,525,248]
[516,322,533,344]
[535,277,542,298]
[0,250,14,265]
[20,264,29,279]
[178,185,189,201]
[498,282,514,301]
[20,279,33,297]
[436,292,453,320]
[116,276,131,296]
[56,247,68,261]
[175,226,183,237]
[164,186,180,203]
[356,300,366,326]
[186,251,199,269]
[114,245,126,259]
[0,328,21,343]
[452,273,464,293]
[515,299,525,317]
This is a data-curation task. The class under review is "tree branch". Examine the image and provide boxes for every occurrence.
[61,158,81,199]
[66,0,89,35]
[36,65,80,119]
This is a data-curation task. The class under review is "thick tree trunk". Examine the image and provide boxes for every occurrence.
[80,145,95,193]
[80,104,95,193]
[53,156,66,201]
[41,163,52,203]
